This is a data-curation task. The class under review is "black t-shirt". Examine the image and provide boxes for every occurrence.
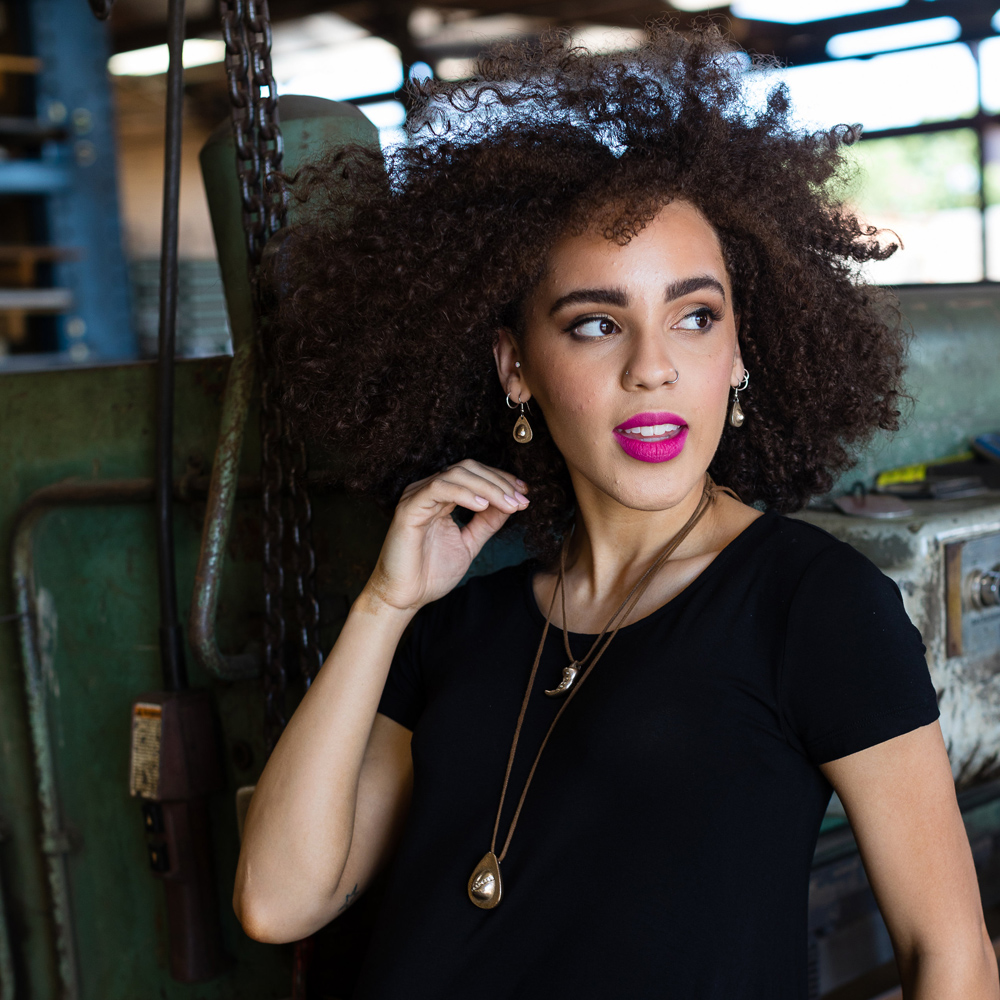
[354,510,940,999]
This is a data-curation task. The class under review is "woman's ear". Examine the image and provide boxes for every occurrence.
[493,328,531,402]
[731,327,745,388]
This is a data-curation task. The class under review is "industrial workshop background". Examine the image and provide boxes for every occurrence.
[2,1,1000,999]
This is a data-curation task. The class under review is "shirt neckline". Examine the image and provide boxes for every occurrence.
[522,507,777,640]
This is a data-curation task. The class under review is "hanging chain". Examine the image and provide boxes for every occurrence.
[220,0,323,748]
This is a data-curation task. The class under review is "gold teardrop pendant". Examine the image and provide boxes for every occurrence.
[729,397,745,428]
[512,413,533,444]
[468,851,503,909]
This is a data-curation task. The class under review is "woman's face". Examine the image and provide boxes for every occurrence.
[499,199,744,513]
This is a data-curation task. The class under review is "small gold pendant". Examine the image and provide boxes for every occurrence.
[544,662,580,697]
[512,413,533,444]
[468,851,502,909]
[729,397,745,428]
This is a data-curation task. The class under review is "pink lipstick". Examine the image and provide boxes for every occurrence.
[613,411,688,463]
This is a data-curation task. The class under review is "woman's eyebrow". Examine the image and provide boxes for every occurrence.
[548,287,628,315]
[665,275,726,303]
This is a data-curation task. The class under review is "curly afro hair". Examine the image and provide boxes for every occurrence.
[269,22,906,561]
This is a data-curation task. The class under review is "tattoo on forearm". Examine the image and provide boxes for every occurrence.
[337,883,359,914]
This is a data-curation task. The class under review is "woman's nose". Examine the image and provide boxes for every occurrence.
[621,329,679,390]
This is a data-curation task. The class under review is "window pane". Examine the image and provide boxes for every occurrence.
[360,100,408,150]
[840,130,983,283]
[270,15,403,103]
[981,124,1000,280]
[750,43,978,134]
[978,36,1000,114]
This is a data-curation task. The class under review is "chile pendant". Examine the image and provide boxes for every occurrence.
[544,661,580,697]
[468,851,503,909]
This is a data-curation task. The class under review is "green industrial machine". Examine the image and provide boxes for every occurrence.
[0,83,394,998]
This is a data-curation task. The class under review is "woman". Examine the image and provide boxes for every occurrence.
[235,25,999,999]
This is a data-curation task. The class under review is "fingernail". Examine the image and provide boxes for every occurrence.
[474,496,489,506]
[503,494,518,507]
[515,479,528,489]
[514,491,529,504]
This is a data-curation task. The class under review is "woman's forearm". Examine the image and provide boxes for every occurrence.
[901,923,999,1000]
[233,589,413,940]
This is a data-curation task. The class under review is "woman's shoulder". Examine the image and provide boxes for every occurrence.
[740,507,895,597]
[749,510,911,624]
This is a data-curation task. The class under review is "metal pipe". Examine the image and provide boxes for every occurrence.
[8,480,169,1000]
[155,0,187,693]
[189,335,261,680]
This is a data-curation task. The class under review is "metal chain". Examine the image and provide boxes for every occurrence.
[220,0,323,748]
[286,435,323,682]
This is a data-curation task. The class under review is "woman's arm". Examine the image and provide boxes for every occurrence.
[233,459,529,943]
[234,595,413,943]
[821,721,999,999]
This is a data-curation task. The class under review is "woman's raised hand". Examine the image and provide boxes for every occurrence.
[363,459,529,614]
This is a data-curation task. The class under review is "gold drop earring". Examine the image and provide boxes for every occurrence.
[507,362,532,444]
[729,369,750,428]
[506,390,533,444]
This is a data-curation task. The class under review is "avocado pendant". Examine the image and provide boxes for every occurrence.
[468,851,503,909]
[729,397,745,428]
[512,413,533,444]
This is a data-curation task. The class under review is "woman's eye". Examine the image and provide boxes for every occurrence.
[569,316,619,338]
[674,307,721,332]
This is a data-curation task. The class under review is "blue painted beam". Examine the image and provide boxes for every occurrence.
[25,0,136,362]
[0,162,71,193]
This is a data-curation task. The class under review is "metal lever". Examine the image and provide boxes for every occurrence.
[188,334,260,680]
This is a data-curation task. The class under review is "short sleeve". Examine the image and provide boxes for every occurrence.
[780,542,940,765]
[376,607,429,731]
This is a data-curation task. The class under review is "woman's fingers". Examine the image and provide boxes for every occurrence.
[450,459,529,498]
[404,476,520,521]
[437,464,529,512]
[399,460,528,507]
[400,465,529,521]
[460,504,512,555]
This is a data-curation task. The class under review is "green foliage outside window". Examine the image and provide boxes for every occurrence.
[839,130,981,219]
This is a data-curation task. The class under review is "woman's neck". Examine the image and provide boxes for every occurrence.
[563,471,713,605]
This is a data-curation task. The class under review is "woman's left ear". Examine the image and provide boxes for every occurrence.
[730,326,745,387]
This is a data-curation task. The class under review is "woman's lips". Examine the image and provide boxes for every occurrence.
[613,411,688,463]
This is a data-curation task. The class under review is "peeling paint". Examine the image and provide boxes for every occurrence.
[36,587,59,700]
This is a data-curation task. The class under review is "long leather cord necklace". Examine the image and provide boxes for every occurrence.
[467,476,721,909]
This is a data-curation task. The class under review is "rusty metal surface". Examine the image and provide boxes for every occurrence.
[795,494,1000,786]
[11,504,81,1000]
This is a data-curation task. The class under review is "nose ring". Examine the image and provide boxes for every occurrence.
[624,368,680,383]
